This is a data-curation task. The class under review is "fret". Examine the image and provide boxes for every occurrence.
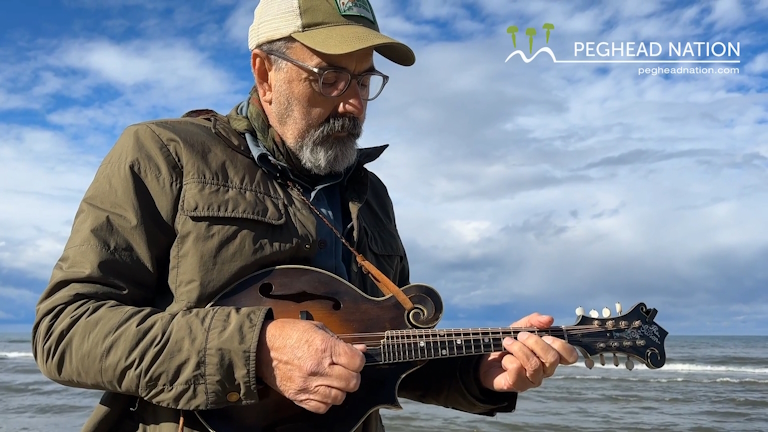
[402,330,408,361]
[383,331,388,363]
[390,330,395,363]
[439,329,447,358]
[396,330,401,362]
[415,330,420,360]
[415,330,422,360]
[487,327,494,353]
[410,330,415,361]
[382,332,388,363]
[419,330,429,358]
[403,330,408,361]
[429,329,435,359]
[415,330,421,360]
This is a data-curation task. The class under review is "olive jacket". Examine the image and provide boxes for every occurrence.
[32,107,517,432]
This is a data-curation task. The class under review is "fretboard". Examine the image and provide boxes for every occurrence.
[374,328,569,364]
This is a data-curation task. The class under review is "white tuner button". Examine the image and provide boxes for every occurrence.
[602,307,611,318]
[589,309,599,318]
[576,306,585,316]
[615,302,622,314]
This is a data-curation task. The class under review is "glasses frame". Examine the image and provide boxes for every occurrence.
[262,50,389,101]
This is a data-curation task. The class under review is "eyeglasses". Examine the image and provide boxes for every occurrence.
[263,50,389,101]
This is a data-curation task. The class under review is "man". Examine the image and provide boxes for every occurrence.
[33,0,578,431]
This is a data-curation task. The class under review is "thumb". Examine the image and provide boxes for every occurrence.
[510,312,554,329]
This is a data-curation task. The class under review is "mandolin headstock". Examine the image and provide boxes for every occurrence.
[569,302,668,370]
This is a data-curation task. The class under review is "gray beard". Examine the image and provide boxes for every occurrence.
[292,116,362,176]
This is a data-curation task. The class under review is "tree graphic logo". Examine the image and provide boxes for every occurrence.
[505,22,558,63]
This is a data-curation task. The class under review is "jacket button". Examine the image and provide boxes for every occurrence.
[318,239,327,249]
[226,392,240,403]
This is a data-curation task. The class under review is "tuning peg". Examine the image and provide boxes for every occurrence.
[625,357,634,371]
[602,307,611,318]
[599,354,606,366]
[584,357,594,369]
[613,353,619,367]
[576,306,585,316]
[615,302,622,314]
[589,309,599,318]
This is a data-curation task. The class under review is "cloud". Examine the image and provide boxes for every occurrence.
[224,0,258,47]
[578,149,724,170]
[747,52,768,74]
[51,39,242,106]
[0,286,40,306]
[0,125,100,279]
[705,0,747,29]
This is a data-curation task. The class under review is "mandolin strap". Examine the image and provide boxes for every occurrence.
[287,181,415,312]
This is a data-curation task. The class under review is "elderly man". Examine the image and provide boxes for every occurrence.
[33,0,577,431]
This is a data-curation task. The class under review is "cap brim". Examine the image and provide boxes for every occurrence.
[291,24,415,67]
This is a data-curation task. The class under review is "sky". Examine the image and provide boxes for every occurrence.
[0,0,766,336]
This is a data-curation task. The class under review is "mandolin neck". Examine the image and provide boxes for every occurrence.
[364,327,571,364]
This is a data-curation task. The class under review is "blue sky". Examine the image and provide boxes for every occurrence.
[1,0,767,335]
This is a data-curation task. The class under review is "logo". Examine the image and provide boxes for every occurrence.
[336,0,377,25]
[503,22,741,75]
[505,23,558,63]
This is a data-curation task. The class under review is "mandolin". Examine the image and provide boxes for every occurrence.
[194,265,668,432]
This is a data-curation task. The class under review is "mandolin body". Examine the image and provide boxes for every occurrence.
[195,265,444,432]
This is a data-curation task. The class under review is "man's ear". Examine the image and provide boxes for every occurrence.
[251,50,274,104]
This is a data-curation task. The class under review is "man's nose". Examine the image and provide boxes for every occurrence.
[336,80,366,118]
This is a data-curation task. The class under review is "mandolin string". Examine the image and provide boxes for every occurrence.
[334,324,620,335]
[334,327,606,339]
[337,332,605,346]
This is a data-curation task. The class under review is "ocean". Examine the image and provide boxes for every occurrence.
[1,334,766,431]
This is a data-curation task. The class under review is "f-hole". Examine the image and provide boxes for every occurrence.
[258,282,342,310]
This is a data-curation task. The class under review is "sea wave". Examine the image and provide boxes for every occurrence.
[567,361,768,374]
[552,375,768,384]
[0,351,34,359]
[654,363,768,374]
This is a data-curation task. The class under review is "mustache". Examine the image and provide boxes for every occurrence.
[318,115,363,138]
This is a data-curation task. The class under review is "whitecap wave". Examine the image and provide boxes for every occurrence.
[0,351,34,358]
[552,376,768,384]
[566,361,767,374]
[661,363,768,374]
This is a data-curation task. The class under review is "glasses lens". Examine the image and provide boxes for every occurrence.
[320,70,387,100]
[320,70,350,97]
[359,74,385,100]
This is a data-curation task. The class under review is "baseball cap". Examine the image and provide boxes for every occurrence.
[247,0,415,66]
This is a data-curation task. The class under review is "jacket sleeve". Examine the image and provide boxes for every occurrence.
[32,124,271,411]
[394,250,518,415]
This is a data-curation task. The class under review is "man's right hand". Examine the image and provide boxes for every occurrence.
[256,319,366,414]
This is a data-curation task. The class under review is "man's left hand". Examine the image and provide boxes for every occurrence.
[478,313,579,393]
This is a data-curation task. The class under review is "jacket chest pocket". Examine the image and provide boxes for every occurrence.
[174,179,310,306]
[355,223,407,297]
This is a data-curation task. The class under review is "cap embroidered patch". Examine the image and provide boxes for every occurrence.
[335,0,377,25]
